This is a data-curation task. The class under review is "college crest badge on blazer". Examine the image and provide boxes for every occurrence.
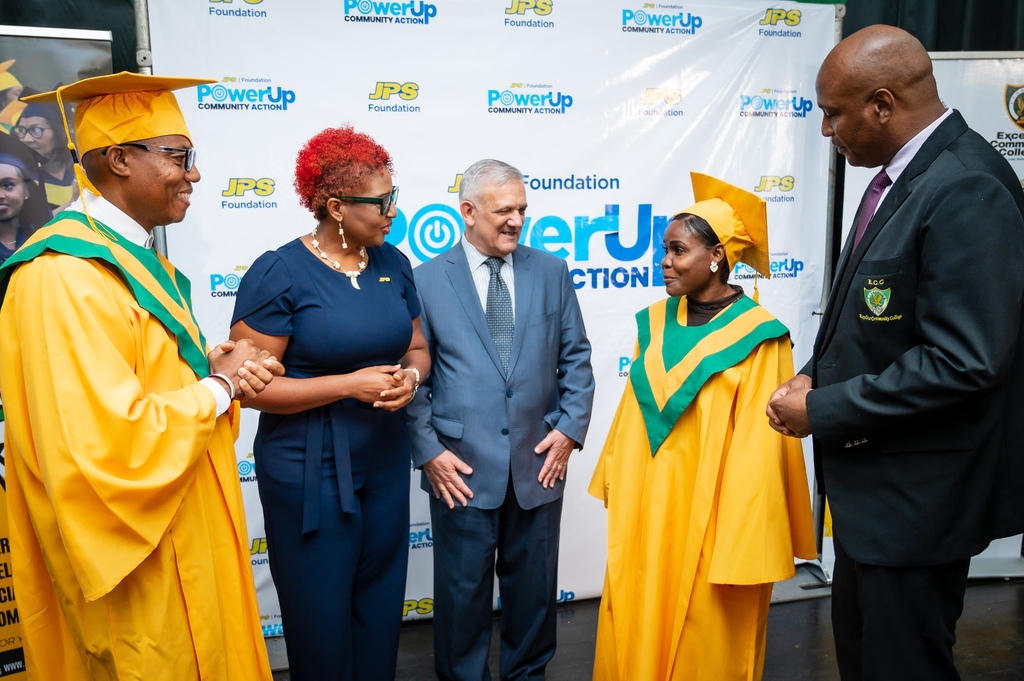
[864,287,890,316]
[1005,84,1024,131]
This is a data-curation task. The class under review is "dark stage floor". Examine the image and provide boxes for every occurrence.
[272,576,1024,680]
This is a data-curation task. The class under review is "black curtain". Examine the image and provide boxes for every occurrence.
[0,0,135,74]
[841,0,1024,51]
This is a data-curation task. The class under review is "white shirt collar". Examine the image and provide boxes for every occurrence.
[461,236,513,271]
[884,108,954,184]
[70,190,155,249]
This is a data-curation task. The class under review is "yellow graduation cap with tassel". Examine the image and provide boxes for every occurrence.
[21,72,216,198]
[676,171,770,300]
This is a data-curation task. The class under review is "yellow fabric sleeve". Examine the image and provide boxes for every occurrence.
[707,337,817,585]
[5,254,219,601]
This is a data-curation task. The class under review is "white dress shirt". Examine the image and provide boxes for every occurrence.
[461,237,515,322]
[72,191,232,414]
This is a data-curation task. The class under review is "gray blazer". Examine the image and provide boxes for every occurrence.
[407,242,595,510]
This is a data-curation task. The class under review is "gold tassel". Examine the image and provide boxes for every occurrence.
[55,89,117,243]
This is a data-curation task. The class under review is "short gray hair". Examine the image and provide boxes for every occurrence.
[459,159,523,205]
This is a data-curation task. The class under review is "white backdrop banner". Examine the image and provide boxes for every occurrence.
[149,0,835,632]
[836,52,1024,581]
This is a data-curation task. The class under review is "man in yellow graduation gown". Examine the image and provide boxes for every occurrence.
[0,73,282,681]
[590,174,815,681]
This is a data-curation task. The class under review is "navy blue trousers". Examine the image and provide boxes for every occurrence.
[259,444,410,681]
[430,476,563,681]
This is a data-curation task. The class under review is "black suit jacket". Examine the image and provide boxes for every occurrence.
[805,111,1024,566]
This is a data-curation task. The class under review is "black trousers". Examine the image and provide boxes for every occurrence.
[832,537,971,681]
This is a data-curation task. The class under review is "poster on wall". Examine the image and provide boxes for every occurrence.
[0,24,113,676]
[834,52,1024,580]
[150,0,837,630]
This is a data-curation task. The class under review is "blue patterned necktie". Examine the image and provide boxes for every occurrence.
[485,256,513,373]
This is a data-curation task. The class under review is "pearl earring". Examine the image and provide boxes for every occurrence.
[338,221,348,249]
[710,260,719,273]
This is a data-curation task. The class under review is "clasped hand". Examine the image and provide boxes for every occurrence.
[350,365,416,411]
[208,338,285,401]
[766,373,813,437]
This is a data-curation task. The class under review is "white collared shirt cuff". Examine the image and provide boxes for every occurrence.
[199,376,233,415]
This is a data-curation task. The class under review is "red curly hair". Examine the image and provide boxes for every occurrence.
[294,126,395,220]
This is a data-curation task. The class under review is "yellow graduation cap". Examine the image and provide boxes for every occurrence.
[20,72,216,198]
[0,60,20,92]
[677,171,770,279]
[0,99,26,131]
[22,71,216,156]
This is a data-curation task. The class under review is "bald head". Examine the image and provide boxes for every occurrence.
[815,25,946,167]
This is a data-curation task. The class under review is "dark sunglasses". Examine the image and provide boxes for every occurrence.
[12,124,52,140]
[336,186,399,216]
[119,142,197,172]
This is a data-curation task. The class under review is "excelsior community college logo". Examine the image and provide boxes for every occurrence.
[1005,84,1024,131]
[864,287,890,316]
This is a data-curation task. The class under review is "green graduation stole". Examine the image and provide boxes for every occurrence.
[630,295,789,456]
[0,211,211,380]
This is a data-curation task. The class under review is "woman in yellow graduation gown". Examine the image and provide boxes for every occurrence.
[589,173,816,681]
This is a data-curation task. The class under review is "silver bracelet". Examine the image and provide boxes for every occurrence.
[209,372,236,399]
[407,366,421,397]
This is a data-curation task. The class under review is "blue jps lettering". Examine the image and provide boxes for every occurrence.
[370,82,419,100]
[640,88,681,105]
[197,84,296,110]
[759,8,801,25]
[344,0,438,23]
[505,0,552,15]
[754,175,794,192]
[621,9,701,29]
[222,178,275,197]
[556,590,575,603]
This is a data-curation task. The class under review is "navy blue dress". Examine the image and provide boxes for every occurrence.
[231,238,421,681]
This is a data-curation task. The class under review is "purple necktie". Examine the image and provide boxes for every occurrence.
[853,168,892,249]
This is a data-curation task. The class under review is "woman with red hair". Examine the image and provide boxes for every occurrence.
[230,126,429,681]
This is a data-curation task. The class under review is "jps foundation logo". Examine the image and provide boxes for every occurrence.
[506,0,552,15]
[504,0,554,27]
[759,8,800,26]
[370,82,419,100]
[638,87,684,118]
[754,175,794,192]
[208,0,267,18]
[368,82,422,113]
[1004,84,1024,131]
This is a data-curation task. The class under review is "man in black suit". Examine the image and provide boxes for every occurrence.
[768,25,1024,681]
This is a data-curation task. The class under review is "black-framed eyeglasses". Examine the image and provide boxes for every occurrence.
[12,124,53,140]
[336,186,399,216]
[120,142,197,172]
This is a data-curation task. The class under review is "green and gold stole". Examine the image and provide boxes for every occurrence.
[630,295,789,456]
[0,211,210,380]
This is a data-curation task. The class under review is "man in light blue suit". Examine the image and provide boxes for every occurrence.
[407,159,594,681]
